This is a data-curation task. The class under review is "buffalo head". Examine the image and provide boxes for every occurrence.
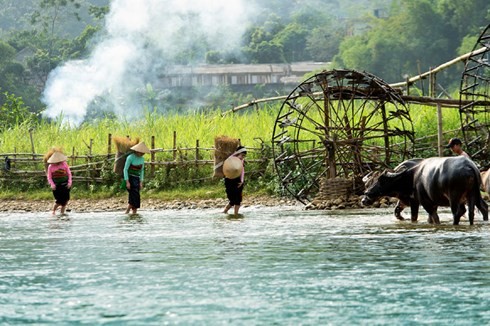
[361,170,405,206]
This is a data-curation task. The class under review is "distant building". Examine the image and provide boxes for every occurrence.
[157,62,330,89]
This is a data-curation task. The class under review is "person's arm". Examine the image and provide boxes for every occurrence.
[123,154,133,181]
[65,162,73,188]
[140,158,145,183]
[47,164,56,189]
[240,160,245,184]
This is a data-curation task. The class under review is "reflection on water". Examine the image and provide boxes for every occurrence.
[1,207,490,324]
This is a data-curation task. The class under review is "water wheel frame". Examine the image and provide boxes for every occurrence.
[459,23,490,167]
[272,69,414,203]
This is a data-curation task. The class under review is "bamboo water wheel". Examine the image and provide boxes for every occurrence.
[272,69,414,203]
[459,24,490,167]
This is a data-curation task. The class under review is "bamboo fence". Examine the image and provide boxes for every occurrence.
[0,132,270,186]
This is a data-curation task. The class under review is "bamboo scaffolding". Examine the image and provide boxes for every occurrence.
[221,46,490,116]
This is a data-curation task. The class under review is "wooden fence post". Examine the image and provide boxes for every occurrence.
[429,69,436,98]
[87,139,93,185]
[28,128,35,155]
[151,135,155,177]
[173,131,177,161]
[28,128,38,169]
[195,139,199,164]
[107,133,112,159]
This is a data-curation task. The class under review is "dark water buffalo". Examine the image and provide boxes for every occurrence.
[363,158,424,220]
[362,156,488,225]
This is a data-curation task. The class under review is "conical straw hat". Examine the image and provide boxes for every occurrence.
[223,156,243,179]
[130,142,151,154]
[47,151,68,164]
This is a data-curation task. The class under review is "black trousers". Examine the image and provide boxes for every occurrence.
[52,182,70,205]
[225,177,243,206]
[127,175,141,208]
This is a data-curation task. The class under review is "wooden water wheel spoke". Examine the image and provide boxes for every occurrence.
[272,69,414,203]
[459,23,490,168]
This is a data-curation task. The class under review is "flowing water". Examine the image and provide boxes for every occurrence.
[1,206,490,325]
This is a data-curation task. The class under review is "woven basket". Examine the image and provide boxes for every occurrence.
[314,177,364,201]
[213,135,240,178]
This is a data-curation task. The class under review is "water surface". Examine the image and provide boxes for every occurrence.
[1,207,489,324]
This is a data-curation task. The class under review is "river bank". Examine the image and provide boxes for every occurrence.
[1,194,302,213]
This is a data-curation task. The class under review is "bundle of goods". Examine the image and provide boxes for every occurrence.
[213,135,240,178]
[112,136,140,176]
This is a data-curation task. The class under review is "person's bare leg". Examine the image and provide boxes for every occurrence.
[223,204,232,214]
[132,208,137,214]
[234,205,240,215]
[125,204,132,214]
[52,203,60,215]
[61,205,67,214]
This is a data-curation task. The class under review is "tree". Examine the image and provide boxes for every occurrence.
[273,23,310,62]
[0,91,37,131]
[306,23,347,62]
[30,0,82,40]
[0,40,16,65]
[332,0,486,84]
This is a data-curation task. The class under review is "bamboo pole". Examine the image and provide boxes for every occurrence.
[221,46,489,115]
[390,46,488,88]
[437,103,443,157]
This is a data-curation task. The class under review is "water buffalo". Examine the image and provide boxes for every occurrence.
[363,158,424,220]
[362,156,488,225]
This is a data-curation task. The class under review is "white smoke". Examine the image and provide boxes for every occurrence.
[42,0,252,125]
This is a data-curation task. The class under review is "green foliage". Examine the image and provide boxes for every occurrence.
[0,41,16,64]
[273,23,310,62]
[333,0,490,83]
[307,24,347,62]
[0,91,37,131]
[30,0,82,37]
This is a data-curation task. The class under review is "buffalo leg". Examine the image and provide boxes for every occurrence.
[477,198,489,221]
[410,201,420,222]
[451,202,467,225]
[422,204,440,224]
[394,201,405,220]
[428,212,440,224]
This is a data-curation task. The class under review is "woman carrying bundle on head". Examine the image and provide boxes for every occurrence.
[44,149,72,215]
[223,145,247,216]
[123,142,151,214]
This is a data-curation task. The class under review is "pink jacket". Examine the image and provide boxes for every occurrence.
[47,161,72,189]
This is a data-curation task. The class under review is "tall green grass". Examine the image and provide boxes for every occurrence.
[0,102,463,155]
[0,106,278,155]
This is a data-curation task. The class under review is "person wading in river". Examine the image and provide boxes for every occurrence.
[223,146,247,216]
[46,151,72,215]
[123,142,151,214]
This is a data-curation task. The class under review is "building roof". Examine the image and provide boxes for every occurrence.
[162,62,330,76]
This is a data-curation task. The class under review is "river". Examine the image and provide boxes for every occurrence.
[1,207,489,324]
